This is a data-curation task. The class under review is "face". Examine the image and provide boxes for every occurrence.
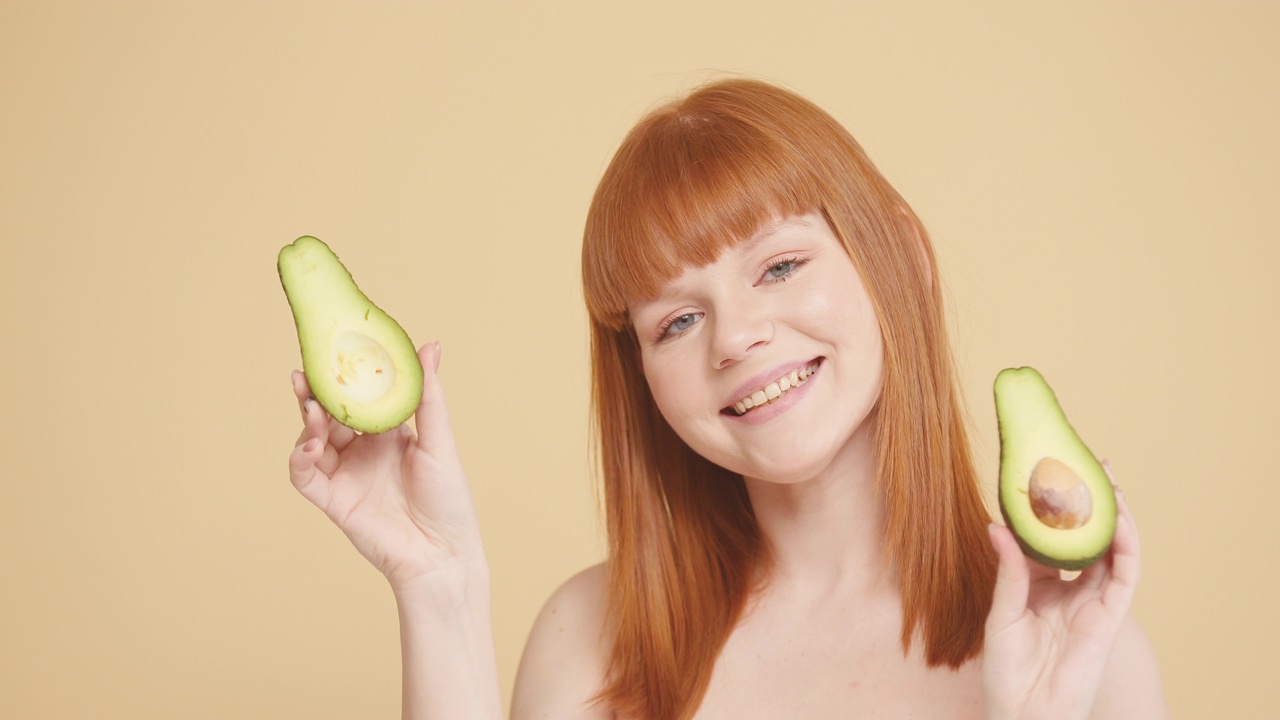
[629,212,885,484]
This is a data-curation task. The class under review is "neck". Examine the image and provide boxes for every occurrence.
[742,418,891,600]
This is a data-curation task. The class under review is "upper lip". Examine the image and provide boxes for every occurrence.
[722,357,822,410]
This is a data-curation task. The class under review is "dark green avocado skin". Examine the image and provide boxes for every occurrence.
[997,501,1108,571]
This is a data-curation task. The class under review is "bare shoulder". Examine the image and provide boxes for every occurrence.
[511,562,615,720]
[1092,614,1169,719]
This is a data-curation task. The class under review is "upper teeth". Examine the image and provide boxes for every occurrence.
[732,361,821,415]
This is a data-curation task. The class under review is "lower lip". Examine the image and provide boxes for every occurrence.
[723,360,822,426]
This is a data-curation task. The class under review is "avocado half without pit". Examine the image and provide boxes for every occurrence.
[995,367,1117,570]
[278,236,424,434]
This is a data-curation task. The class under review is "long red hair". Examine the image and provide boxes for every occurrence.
[580,78,997,720]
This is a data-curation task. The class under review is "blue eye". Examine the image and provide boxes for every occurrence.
[659,312,701,339]
[767,260,796,279]
[763,257,805,283]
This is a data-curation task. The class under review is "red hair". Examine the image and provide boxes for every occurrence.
[581,78,997,720]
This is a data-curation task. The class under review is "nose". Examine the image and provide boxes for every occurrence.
[710,301,773,369]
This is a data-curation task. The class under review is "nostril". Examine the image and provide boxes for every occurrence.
[711,315,774,369]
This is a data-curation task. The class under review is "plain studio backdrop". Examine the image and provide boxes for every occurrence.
[1,2,1275,717]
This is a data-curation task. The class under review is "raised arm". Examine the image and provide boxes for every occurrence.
[288,342,502,719]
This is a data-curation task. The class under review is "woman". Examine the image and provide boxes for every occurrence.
[288,78,1166,719]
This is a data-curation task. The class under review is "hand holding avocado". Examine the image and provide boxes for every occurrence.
[282,238,487,593]
[982,368,1143,719]
[287,348,487,592]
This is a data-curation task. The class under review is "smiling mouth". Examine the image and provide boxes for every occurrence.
[723,359,824,416]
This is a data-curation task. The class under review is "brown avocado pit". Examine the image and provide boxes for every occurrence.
[1028,457,1092,530]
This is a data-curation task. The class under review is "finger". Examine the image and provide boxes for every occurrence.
[325,415,358,452]
[300,398,345,477]
[1101,483,1141,613]
[289,435,333,509]
[1027,556,1063,583]
[1100,458,1139,571]
[292,369,312,418]
[1074,542,1113,594]
[1100,458,1112,478]
[295,396,330,444]
[1074,459,1121,592]
[986,523,1032,632]
[292,370,357,452]
[413,341,459,456]
[293,398,331,448]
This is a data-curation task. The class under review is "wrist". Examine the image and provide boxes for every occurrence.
[389,557,491,613]
[392,558,502,720]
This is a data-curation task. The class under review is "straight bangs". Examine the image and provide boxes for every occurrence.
[582,93,827,330]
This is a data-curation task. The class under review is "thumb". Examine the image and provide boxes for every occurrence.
[413,341,458,455]
[986,523,1031,633]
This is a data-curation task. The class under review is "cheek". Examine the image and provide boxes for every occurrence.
[794,275,880,346]
[641,352,729,462]
[804,273,885,395]
[642,352,698,426]
[830,271,881,344]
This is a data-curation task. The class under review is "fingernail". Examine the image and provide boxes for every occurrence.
[433,341,442,372]
[303,438,319,453]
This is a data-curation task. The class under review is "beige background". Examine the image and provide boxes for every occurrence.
[1,1,1275,717]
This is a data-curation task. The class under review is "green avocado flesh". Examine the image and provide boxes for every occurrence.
[995,367,1116,570]
[278,236,423,434]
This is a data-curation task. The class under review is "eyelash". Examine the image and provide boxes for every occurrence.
[653,256,808,341]
[763,256,805,284]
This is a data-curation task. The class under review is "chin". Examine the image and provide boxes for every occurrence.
[736,419,874,486]
[729,447,841,485]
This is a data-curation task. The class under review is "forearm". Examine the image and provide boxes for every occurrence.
[393,564,504,720]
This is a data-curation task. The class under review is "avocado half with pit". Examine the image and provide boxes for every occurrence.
[995,367,1116,570]
[278,236,423,434]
